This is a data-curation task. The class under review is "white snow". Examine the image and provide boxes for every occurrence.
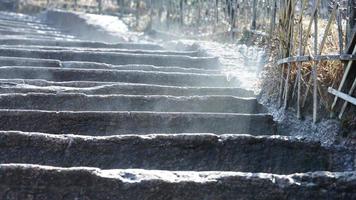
[80,13,129,34]
[163,40,266,91]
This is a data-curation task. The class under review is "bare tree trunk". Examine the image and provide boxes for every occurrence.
[147,0,153,31]
[346,0,356,45]
[215,0,219,24]
[97,0,102,13]
[117,0,125,13]
[166,0,171,29]
[251,0,257,30]
[269,0,277,35]
[179,0,184,26]
[136,0,140,28]
[197,0,201,26]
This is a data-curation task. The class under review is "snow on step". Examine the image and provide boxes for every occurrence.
[0,164,355,200]
[0,19,54,30]
[0,48,219,68]
[0,131,351,173]
[0,93,265,113]
[0,57,218,74]
[61,61,220,74]
[0,38,163,50]
[0,45,200,57]
[0,79,254,97]
[0,110,275,135]
[0,67,237,87]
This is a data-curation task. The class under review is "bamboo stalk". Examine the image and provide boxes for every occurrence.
[297,0,304,119]
[312,1,318,123]
[284,62,292,109]
[302,0,321,54]
[319,3,339,54]
[338,77,356,118]
[331,46,356,112]
[279,64,286,107]
[284,1,296,109]
[329,87,356,106]
[337,9,344,54]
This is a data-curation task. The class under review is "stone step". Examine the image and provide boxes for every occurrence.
[0,67,238,87]
[0,48,219,68]
[0,164,355,200]
[0,93,265,113]
[0,45,200,57]
[0,24,60,33]
[0,79,254,97]
[0,110,275,135]
[0,56,217,74]
[0,33,72,40]
[0,16,47,25]
[0,29,73,39]
[0,14,47,23]
[0,56,61,67]
[62,61,220,74]
[0,20,54,31]
[0,13,43,24]
[0,131,350,173]
[0,35,78,41]
[0,38,163,50]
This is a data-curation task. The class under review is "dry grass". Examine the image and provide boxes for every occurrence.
[261,6,347,117]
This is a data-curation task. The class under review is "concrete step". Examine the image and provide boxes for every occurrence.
[0,164,355,200]
[0,45,200,57]
[0,48,219,68]
[0,38,163,50]
[0,67,238,87]
[0,131,351,173]
[0,110,275,135]
[0,93,265,113]
[0,79,254,97]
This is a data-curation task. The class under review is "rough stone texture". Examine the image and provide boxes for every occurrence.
[0,48,219,68]
[61,61,219,74]
[0,45,200,56]
[0,56,61,67]
[0,19,54,31]
[0,24,62,34]
[0,93,266,113]
[0,110,276,135]
[0,67,239,87]
[0,79,254,97]
[0,131,351,173]
[0,164,355,200]
[0,38,163,50]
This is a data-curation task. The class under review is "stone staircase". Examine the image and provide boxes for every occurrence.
[0,11,355,200]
